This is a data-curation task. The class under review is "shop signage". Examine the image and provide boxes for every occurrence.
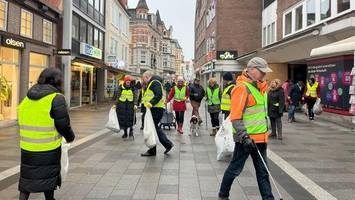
[206,51,216,62]
[106,55,125,69]
[1,36,25,49]
[217,51,238,60]
[80,42,102,59]
[201,62,215,74]
[54,49,71,56]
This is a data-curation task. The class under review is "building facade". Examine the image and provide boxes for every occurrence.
[128,0,182,77]
[0,0,62,121]
[194,0,262,87]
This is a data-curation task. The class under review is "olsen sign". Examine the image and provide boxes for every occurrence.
[1,36,25,49]
[80,42,102,59]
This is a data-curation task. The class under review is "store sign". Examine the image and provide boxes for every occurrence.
[106,55,125,69]
[206,51,216,62]
[54,49,71,56]
[217,51,238,60]
[201,62,215,74]
[1,36,25,49]
[80,42,102,59]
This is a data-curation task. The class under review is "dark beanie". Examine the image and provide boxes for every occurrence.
[223,72,233,81]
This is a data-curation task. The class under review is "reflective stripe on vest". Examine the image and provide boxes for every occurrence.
[239,82,268,135]
[306,82,318,98]
[142,80,165,108]
[17,93,62,152]
[221,84,235,111]
[207,87,220,105]
[119,86,134,102]
[174,86,186,101]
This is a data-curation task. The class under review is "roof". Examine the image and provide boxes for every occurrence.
[127,9,136,18]
[156,10,163,25]
[137,0,149,10]
[310,36,355,58]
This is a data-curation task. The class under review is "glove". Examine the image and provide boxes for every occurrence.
[134,105,138,110]
[144,102,152,108]
[242,136,256,153]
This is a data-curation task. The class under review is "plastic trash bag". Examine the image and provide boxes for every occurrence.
[105,106,120,132]
[215,117,235,161]
[61,140,70,181]
[143,108,157,148]
[302,104,308,116]
[313,98,323,115]
[166,102,173,113]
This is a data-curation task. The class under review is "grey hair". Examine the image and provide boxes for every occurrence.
[143,70,153,78]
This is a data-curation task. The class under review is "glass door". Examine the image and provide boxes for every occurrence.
[70,66,81,107]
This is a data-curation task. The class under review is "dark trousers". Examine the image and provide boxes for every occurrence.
[141,110,146,128]
[123,127,133,135]
[210,112,220,128]
[147,108,174,154]
[269,117,282,137]
[306,97,317,119]
[20,191,55,200]
[288,104,296,121]
[219,143,274,200]
[222,111,230,119]
[175,111,185,124]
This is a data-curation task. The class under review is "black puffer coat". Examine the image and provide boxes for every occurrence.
[19,84,75,193]
[116,84,138,129]
[267,87,285,118]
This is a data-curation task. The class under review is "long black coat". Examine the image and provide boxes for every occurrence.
[267,87,285,118]
[19,84,75,193]
[116,84,138,129]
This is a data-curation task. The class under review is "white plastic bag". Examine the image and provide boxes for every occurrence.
[61,141,70,181]
[215,117,235,161]
[166,102,173,113]
[143,109,157,148]
[313,98,323,115]
[105,106,120,132]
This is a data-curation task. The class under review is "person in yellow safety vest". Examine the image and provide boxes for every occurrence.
[116,75,138,140]
[206,78,222,136]
[17,68,75,200]
[141,70,174,157]
[304,77,319,120]
[218,57,274,200]
[221,72,235,119]
[167,76,190,134]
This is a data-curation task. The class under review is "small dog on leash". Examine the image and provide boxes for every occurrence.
[190,115,199,136]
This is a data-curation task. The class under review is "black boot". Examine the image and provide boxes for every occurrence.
[141,146,156,156]
[122,129,128,139]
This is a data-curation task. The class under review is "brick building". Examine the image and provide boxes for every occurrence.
[128,0,183,76]
[0,0,62,122]
[194,0,262,87]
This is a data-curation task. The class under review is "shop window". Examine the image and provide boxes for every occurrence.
[320,0,331,20]
[87,23,93,45]
[80,19,87,43]
[29,53,48,88]
[338,0,350,13]
[72,15,79,40]
[0,0,7,31]
[307,0,316,26]
[21,9,33,38]
[284,12,292,36]
[94,28,99,47]
[43,19,52,44]
[295,5,303,31]
[140,51,146,64]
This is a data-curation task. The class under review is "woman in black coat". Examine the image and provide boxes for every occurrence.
[19,68,75,200]
[267,79,285,140]
[116,75,138,140]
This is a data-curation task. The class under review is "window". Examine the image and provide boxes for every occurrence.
[89,0,94,5]
[338,0,350,13]
[284,12,292,35]
[21,9,33,38]
[109,37,118,55]
[119,13,122,30]
[121,45,124,60]
[263,27,266,46]
[320,0,331,20]
[87,23,93,45]
[267,25,271,45]
[112,3,118,28]
[295,5,303,31]
[42,19,53,44]
[95,0,100,11]
[0,0,7,30]
[140,51,146,64]
[163,57,168,67]
[94,28,99,47]
[307,0,316,26]
[72,15,79,40]
[99,31,103,49]
[80,19,87,43]
[29,53,48,88]
[271,22,275,43]
[100,0,104,14]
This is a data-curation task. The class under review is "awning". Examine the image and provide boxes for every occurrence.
[72,57,125,73]
[310,36,355,58]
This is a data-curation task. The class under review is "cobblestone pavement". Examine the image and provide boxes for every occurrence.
[0,103,354,199]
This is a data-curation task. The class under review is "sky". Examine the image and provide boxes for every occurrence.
[128,0,195,61]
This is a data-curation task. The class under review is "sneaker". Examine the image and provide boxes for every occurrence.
[164,144,174,154]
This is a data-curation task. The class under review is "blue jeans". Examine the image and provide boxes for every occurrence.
[288,105,296,121]
[219,143,274,200]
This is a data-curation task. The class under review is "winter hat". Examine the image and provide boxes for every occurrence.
[247,57,272,73]
[124,75,133,82]
[223,72,233,81]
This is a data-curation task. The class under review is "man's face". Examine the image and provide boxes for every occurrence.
[250,67,266,81]
[142,76,149,84]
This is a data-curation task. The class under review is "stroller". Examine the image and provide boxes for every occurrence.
[160,109,176,130]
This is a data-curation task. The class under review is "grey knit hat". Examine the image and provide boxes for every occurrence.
[247,57,272,73]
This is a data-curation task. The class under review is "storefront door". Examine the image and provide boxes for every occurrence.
[0,47,19,120]
[71,66,81,107]
[70,62,93,107]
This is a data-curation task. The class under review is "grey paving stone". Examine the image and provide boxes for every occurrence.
[155,194,178,200]
[157,184,179,194]
[159,175,179,185]
[86,186,114,199]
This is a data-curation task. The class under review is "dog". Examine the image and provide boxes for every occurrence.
[190,115,199,136]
